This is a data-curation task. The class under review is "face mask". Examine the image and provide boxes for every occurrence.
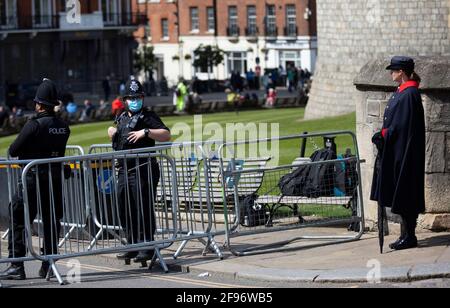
[127,98,143,113]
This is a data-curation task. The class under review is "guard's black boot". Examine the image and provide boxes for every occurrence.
[392,236,418,251]
[390,220,407,250]
[117,251,139,260]
[0,264,26,280]
[39,262,54,279]
[133,250,155,263]
[392,215,418,251]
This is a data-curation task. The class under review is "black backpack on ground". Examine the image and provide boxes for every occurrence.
[239,194,268,227]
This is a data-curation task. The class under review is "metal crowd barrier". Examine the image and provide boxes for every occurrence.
[1,132,366,284]
[20,148,179,284]
[217,131,365,256]
[0,159,36,267]
[89,142,225,260]
[1,146,86,245]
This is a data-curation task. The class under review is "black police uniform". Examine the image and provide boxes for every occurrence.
[7,81,70,268]
[113,81,170,252]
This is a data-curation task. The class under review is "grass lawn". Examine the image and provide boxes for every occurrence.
[0,108,356,165]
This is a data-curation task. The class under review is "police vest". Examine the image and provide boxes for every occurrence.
[30,116,70,159]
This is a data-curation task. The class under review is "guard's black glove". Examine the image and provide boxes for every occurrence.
[372,131,384,153]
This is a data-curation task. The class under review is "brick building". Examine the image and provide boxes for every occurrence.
[137,0,317,85]
[0,0,146,106]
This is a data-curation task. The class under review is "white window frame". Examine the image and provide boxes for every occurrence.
[207,7,215,33]
[280,50,301,69]
[100,0,121,26]
[190,7,199,32]
[227,52,247,76]
[228,6,238,35]
[286,5,297,36]
[0,0,17,29]
[266,4,276,36]
[247,5,257,35]
[32,0,52,27]
[161,18,169,40]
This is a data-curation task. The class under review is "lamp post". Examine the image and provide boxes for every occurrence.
[174,0,184,79]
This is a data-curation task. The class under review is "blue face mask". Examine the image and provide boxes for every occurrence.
[127,98,143,113]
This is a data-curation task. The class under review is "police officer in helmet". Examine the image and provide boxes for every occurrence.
[0,79,70,280]
[108,79,171,263]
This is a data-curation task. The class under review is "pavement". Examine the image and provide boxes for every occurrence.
[162,228,450,284]
[1,227,449,287]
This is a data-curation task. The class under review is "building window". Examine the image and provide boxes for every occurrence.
[285,5,297,36]
[190,7,199,32]
[207,7,215,32]
[265,4,277,36]
[59,0,66,12]
[33,0,52,27]
[161,18,169,39]
[0,0,16,28]
[101,0,119,25]
[227,52,247,75]
[246,5,257,36]
[145,20,151,40]
[228,6,239,36]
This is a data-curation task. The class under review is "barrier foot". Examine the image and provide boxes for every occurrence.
[173,231,193,259]
[149,248,169,274]
[209,237,224,260]
[58,226,76,248]
[88,230,103,251]
[48,260,65,285]
[1,229,9,240]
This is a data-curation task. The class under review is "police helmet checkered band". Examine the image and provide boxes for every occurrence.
[130,81,139,92]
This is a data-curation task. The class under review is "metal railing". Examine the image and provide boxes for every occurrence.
[217,131,365,256]
[1,133,365,284]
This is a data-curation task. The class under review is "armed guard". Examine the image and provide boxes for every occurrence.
[108,79,171,264]
[0,79,70,280]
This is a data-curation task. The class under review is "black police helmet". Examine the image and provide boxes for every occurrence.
[34,78,59,107]
[386,56,415,74]
[123,79,145,99]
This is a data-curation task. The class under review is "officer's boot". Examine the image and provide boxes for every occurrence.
[389,218,407,250]
[39,262,55,279]
[117,251,139,261]
[0,263,26,280]
[134,250,155,263]
[393,215,418,251]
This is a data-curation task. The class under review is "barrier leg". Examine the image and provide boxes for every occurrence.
[208,236,224,260]
[48,260,65,285]
[173,231,193,259]
[1,229,9,240]
[149,247,169,274]
[58,226,76,248]
[88,230,103,251]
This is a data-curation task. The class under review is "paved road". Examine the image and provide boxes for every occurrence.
[1,256,449,289]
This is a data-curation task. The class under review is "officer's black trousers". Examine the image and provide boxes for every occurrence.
[8,173,63,265]
[401,213,418,239]
[118,163,160,245]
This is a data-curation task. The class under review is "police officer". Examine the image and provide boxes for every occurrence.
[0,79,70,280]
[108,79,171,263]
[371,56,425,251]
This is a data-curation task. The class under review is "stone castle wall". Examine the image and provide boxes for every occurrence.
[306,0,450,119]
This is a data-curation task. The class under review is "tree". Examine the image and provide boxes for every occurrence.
[193,45,224,81]
[133,45,156,81]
